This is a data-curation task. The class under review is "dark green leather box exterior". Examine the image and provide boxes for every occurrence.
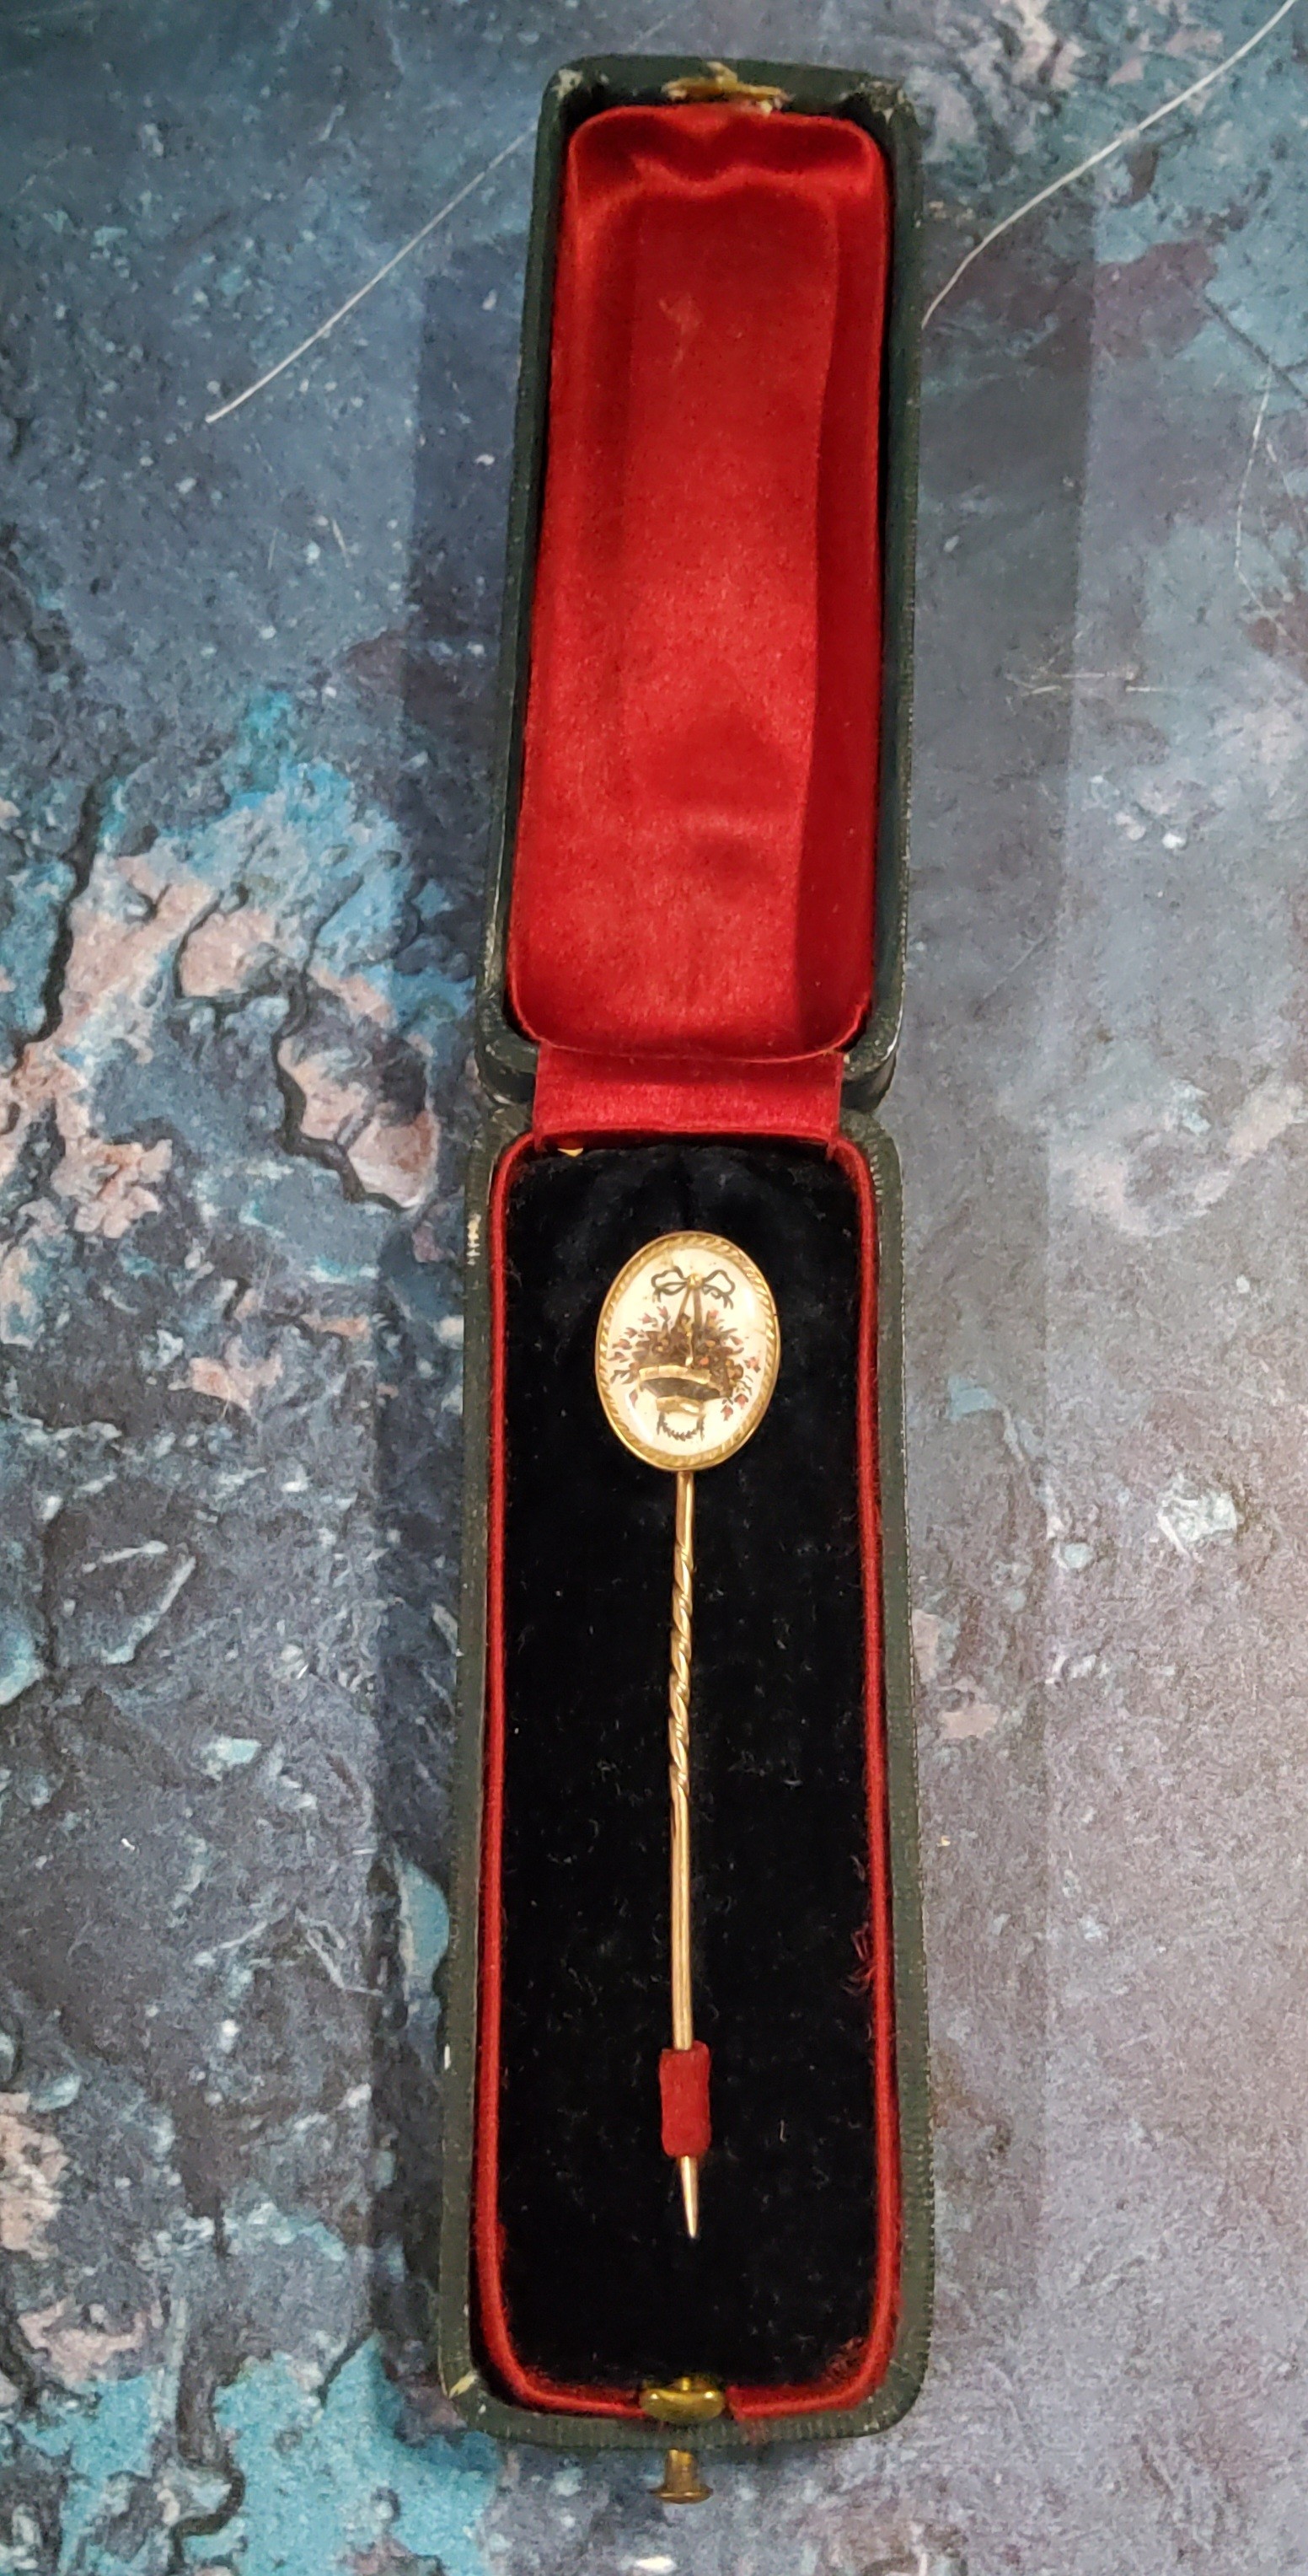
[437,56,932,2452]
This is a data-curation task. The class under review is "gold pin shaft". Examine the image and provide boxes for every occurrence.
[668,1468,698,2236]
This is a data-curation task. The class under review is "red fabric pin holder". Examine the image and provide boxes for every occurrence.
[660,2040,712,2160]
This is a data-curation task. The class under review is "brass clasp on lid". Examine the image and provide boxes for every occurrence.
[662,61,791,114]
[639,2373,726,2425]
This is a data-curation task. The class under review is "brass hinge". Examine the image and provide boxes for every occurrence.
[662,62,791,114]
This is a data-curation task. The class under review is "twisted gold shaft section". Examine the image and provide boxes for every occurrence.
[668,1468,698,2236]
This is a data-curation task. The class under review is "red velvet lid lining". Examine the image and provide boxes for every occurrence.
[506,105,891,1133]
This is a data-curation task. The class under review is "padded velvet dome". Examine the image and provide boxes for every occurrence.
[507,105,890,1075]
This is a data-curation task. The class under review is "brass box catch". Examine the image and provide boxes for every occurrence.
[639,2373,726,2425]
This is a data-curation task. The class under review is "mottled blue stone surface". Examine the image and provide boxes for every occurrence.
[3,3,1307,2569]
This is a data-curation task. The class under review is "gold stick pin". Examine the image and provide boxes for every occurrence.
[596,1232,780,2237]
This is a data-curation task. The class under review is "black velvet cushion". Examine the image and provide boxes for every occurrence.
[489,1140,878,2390]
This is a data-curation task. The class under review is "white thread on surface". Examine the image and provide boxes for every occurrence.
[205,9,680,425]
[204,5,1298,424]
[924,0,1298,325]
[204,129,533,425]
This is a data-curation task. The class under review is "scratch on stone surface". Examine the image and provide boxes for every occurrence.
[298,1917,373,1998]
[1234,368,1274,600]
[0,2094,67,2255]
[98,1550,196,1665]
[83,1540,166,1571]
[1203,292,1305,408]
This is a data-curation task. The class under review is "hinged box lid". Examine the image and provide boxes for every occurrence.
[474,56,921,1129]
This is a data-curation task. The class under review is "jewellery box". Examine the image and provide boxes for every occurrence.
[437,54,931,2472]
